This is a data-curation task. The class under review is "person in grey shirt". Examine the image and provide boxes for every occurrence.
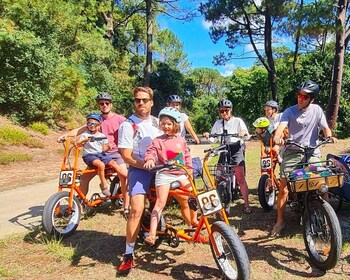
[270,80,337,237]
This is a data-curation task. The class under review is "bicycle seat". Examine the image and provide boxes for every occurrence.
[170,181,181,190]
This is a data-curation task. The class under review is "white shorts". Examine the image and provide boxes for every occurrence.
[155,173,188,187]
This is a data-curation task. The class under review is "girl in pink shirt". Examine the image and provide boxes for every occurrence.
[143,107,196,245]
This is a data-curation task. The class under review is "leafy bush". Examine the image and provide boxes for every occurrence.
[0,151,33,165]
[0,126,29,145]
[0,126,44,148]
[29,122,50,135]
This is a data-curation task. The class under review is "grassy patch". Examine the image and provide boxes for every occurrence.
[0,126,44,148]
[0,150,33,165]
[44,239,76,261]
[29,122,50,135]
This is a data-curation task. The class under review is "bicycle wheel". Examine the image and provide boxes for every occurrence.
[109,176,123,207]
[257,174,276,211]
[42,191,81,239]
[303,199,342,270]
[210,221,250,280]
[216,180,232,215]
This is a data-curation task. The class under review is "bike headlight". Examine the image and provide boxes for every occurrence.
[317,184,329,195]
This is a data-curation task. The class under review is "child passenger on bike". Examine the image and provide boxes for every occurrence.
[143,107,196,245]
[79,113,120,197]
[253,117,283,163]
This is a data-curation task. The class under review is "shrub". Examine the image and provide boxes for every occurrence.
[0,126,29,145]
[0,151,33,165]
[0,126,44,148]
[29,122,50,135]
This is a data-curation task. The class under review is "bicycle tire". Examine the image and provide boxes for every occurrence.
[257,174,276,211]
[109,176,123,207]
[216,180,232,215]
[303,199,342,270]
[210,221,250,280]
[42,191,81,239]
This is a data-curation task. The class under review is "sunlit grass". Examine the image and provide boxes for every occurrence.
[0,126,44,148]
[0,150,33,165]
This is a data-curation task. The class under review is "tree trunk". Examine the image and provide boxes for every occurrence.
[143,0,153,87]
[326,0,347,131]
[264,6,277,101]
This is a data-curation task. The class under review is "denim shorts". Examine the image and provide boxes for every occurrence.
[128,166,155,197]
[82,153,112,166]
[106,151,125,165]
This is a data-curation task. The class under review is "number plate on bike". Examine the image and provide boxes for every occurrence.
[197,189,222,216]
[59,171,74,185]
[261,157,272,171]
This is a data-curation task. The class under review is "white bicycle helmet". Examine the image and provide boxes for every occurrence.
[218,99,233,108]
[159,107,181,123]
[265,100,279,111]
[166,95,182,103]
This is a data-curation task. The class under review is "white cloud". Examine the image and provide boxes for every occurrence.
[221,63,236,77]
[202,19,212,30]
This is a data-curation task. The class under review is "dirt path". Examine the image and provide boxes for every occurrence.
[0,142,211,239]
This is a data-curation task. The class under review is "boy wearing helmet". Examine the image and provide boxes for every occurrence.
[79,113,122,196]
[271,80,337,237]
[253,117,283,163]
[166,94,200,144]
[203,99,252,214]
[143,107,198,245]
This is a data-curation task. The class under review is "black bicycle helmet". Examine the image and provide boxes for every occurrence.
[166,94,182,103]
[298,80,320,98]
[86,112,102,123]
[218,99,233,108]
[265,100,279,111]
[96,92,112,102]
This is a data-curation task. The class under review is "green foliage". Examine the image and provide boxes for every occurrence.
[0,126,44,148]
[0,126,30,145]
[29,122,50,135]
[191,95,220,133]
[0,150,33,165]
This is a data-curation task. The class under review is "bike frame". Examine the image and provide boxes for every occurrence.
[141,149,230,246]
[57,137,122,209]
[259,136,280,188]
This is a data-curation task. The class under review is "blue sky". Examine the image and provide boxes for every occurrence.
[158,15,258,76]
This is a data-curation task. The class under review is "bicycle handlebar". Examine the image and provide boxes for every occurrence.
[285,138,332,150]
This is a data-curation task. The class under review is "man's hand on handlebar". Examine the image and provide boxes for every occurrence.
[273,136,285,146]
[327,136,338,144]
[202,132,209,139]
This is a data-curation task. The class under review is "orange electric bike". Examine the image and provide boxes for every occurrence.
[42,136,123,238]
[257,135,280,211]
[138,145,250,280]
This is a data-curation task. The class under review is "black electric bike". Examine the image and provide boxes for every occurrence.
[284,139,343,270]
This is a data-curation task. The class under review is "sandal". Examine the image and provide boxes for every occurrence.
[123,207,130,220]
[270,222,285,237]
[144,233,156,246]
[243,206,252,214]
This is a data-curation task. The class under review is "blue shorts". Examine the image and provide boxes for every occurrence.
[106,151,125,165]
[128,166,154,197]
[82,153,112,166]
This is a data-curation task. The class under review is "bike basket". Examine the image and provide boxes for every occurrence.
[285,161,344,193]
[208,164,234,178]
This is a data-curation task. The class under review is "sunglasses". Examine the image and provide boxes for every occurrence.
[87,122,99,127]
[134,98,151,104]
[98,101,111,106]
[297,93,310,101]
[219,109,230,113]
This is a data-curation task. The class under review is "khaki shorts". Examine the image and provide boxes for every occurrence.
[155,173,188,187]
[280,150,320,177]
